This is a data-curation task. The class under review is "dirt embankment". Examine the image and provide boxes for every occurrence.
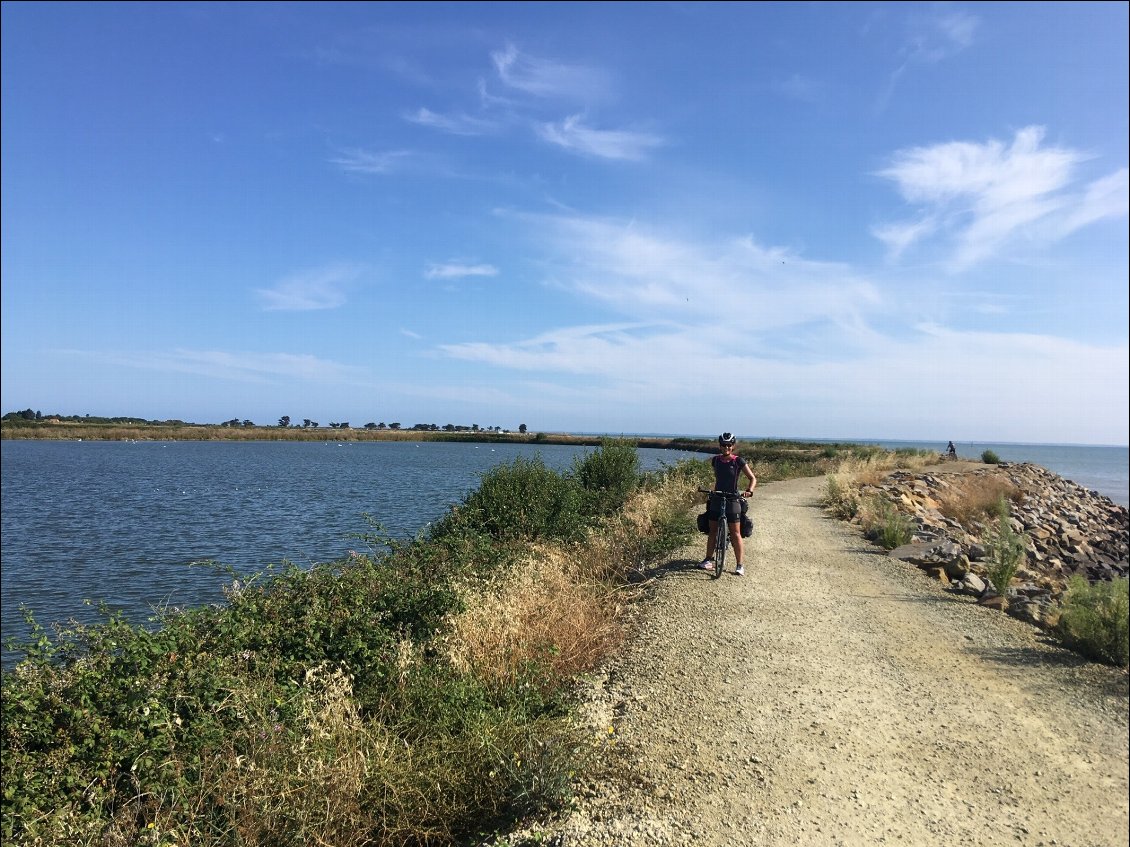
[520,474,1129,847]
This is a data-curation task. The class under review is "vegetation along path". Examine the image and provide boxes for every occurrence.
[532,474,1129,846]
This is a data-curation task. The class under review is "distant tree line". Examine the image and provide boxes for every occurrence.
[4,410,530,435]
[2,409,188,426]
[273,418,519,434]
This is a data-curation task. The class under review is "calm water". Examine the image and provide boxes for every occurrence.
[0,440,698,669]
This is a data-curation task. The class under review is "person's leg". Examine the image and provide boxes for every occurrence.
[729,521,743,566]
[702,520,719,566]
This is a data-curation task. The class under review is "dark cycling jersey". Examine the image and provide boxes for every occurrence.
[711,453,750,493]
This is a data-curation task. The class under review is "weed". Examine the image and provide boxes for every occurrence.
[1056,577,1129,666]
[984,509,1027,596]
[859,497,914,550]
[822,474,860,520]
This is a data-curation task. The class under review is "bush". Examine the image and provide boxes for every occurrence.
[822,474,860,520]
[984,509,1026,596]
[431,455,585,544]
[571,438,641,517]
[860,497,914,550]
[1056,577,1129,666]
[981,449,1002,464]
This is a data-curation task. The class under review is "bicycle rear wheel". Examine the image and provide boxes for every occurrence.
[714,521,727,579]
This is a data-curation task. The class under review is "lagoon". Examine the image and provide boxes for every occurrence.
[0,439,698,669]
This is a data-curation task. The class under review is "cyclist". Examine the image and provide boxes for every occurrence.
[701,432,757,575]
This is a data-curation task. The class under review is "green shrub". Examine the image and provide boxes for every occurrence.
[984,509,1026,596]
[981,449,1002,464]
[571,438,641,517]
[861,498,914,549]
[1056,576,1129,666]
[431,455,584,544]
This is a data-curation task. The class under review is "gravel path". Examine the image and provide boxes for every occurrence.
[537,475,1129,846]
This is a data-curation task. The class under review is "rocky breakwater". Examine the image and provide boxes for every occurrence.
[858,462,1128,629]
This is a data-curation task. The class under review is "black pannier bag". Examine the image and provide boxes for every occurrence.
[697,511,710,534]
[740,514,754,538]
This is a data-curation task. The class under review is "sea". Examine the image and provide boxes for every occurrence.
[1,437,1126,671]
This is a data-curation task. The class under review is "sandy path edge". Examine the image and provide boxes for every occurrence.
[522,474,1129,847]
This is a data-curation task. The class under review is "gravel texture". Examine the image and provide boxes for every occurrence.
[523,474,1130,846]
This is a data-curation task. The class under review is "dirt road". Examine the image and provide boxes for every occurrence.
[537,475,1130,846]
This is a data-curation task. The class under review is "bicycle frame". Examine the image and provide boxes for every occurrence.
[699,488,746,579]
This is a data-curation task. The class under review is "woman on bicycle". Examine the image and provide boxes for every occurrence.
[701,432,757,575]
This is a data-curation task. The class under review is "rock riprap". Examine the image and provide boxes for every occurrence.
[856,462,1128,627]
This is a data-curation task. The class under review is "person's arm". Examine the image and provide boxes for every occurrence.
[741,461,757,495]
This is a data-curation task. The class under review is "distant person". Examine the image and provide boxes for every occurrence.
[946,441,957,459]
[701,432,757,576]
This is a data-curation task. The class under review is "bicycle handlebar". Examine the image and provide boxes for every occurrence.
[698,488,748,498]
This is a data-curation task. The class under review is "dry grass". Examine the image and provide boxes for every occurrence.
[442,547,625,689]
[442,475,694,691]
[936,475,1022,530]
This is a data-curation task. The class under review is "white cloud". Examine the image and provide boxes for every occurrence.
[256,263,363,311]
[404,107,499,136]
[518,212,880,332]
[878,7,980,111]
[329,148,413,174]
[874,126,1125,269]
[424,261,499,280]
[72,348,364,385]
[871,216,938,260]
[909,8,979,62]
[438,317,1129,443]
[490,43,610,102]
[1060,168,1130,235]
[537,115,663,161]
[430,210,1127,443]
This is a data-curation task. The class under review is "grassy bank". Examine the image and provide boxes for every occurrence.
[1,438,923,845]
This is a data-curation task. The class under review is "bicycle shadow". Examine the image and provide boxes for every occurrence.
[633,557,711,582]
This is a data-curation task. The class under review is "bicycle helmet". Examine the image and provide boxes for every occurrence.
[718,432,736,447]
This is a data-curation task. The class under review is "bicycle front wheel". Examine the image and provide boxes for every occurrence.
[714,521,727,579]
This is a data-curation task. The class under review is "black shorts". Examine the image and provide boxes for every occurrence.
[709,492,746,523]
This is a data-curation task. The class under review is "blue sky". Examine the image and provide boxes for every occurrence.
[2,2,1127,444]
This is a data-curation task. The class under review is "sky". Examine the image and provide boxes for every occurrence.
[2,2,1127,445]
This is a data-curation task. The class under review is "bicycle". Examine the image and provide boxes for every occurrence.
[698,488,747,579]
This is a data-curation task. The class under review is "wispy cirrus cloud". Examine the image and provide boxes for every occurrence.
[877,6,980,111]
[904,7,979,63]
[774,73,825,103]
[404,107,500,136]
[873,126,1128,269]
[537,115,663,161]
[70,348,364,384]
[490,43,610,102]
[516,211,879,331]
[424,261,499,280]
[256,263,364,311]
[329,148,413,174]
